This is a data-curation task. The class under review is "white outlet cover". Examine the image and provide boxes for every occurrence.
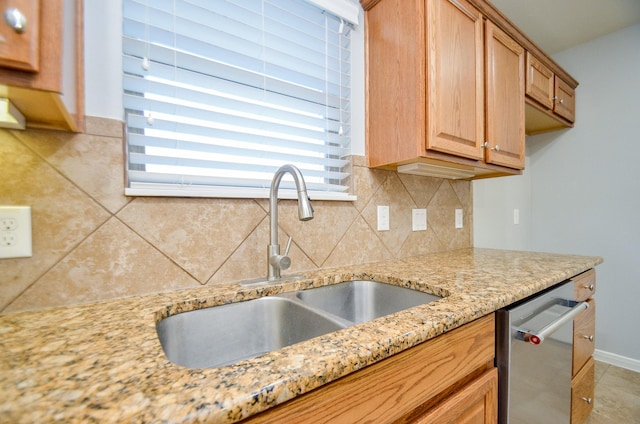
[455,209,463,229]
[0,206,32,259]
[412,209,427,231]
[377,205,390,231]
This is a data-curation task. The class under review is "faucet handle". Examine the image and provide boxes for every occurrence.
[284,236,293,257]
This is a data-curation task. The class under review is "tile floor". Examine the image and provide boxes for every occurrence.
[585,361,640,423]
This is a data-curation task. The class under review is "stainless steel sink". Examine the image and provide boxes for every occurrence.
[156,280,441,368]
[156,296,346,368]
[294,280,442,324]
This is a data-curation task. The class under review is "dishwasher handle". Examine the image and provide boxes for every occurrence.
[516,300,589,345]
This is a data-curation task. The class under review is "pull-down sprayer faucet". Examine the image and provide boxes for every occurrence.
[267,164,314,281]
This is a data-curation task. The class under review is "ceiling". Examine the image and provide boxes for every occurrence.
[489,0,640,54]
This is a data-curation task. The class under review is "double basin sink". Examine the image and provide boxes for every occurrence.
[156,280,442,369]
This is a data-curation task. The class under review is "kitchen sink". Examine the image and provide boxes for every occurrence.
[156,280,442,368]
[156,296,346,368]
[294,280,442,324]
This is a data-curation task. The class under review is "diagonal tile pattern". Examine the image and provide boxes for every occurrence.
[0,129,111,310]
[0,117,473,313]
[6,219,201,311]
[361,173,416,256]
[117,197,265,282]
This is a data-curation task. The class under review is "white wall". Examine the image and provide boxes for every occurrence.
[84,0,123,120]
[473,156,532,250]
[82,1,367,153]
[475,24,640,368]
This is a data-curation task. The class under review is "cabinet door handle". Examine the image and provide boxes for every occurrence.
[491,145,500,152]
[581,397,593,404]
[583,335,594,342]
[4,7,27,33]
[558,98,564,104]
[481,141,489,149]
[583,284,595,291]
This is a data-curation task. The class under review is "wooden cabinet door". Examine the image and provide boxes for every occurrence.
[554,76,576,122]
[246,315,495,424]
[413,368,498,424]
[364,0,425,167]
[425,0,484,161]
[573,299,595,376]
[525,52,554,109]
[0,0,39,71]
[484,21,525,170]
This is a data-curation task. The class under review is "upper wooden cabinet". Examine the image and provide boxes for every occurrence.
[525,51,576,134]
[362,0,578,179]
[526,53,554,109]
[363,0,525,178]
[485,20,525,170]
[424,0,484,162]
[0,0,40,72]
[0,0,84,131]
[554,76,575,122]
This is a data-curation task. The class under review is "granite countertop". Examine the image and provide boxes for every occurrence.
[0,248,602,423]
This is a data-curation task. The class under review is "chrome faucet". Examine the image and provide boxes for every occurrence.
[267,164,314,281]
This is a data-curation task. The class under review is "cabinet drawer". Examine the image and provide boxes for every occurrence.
[573,299,595,376]
[573,269,596,301]
[571,357,594,424]
[525,52,554,109]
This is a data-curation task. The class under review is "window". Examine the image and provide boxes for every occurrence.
[122,0,359,200]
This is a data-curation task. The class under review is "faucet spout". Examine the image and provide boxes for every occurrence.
[268,164,314,281]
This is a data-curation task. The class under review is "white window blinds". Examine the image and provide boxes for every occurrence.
[122,0,357,200]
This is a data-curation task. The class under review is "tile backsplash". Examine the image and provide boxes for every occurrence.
[0,117,472,313]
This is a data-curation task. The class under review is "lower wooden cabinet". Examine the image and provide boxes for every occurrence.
[571,269,597,424]
[573,299,595,375]
[572,357,595,424]
[412,368,497,424]
[244,314,496,424]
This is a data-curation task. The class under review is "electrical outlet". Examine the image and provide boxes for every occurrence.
[0,206,32,259]
[1,218,18,231]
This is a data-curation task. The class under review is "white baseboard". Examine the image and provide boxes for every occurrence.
[594,349,640,373]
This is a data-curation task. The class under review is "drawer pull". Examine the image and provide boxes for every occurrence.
[583,335,594,342]
[581,397,593,404]
[582,284,595,291]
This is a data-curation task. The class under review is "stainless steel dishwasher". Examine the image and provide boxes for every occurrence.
[496,280,589,423]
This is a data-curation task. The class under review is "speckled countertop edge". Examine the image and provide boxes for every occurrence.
[0,248,603,423]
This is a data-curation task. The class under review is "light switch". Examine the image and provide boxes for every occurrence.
[455,209,463,229]
[412,209,427,231]
[513,208,520,225]
[377,205,389,231]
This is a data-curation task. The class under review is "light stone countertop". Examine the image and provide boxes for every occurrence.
[0,248,602,423]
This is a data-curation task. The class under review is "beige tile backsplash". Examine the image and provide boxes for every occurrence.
[0,117,472,313]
